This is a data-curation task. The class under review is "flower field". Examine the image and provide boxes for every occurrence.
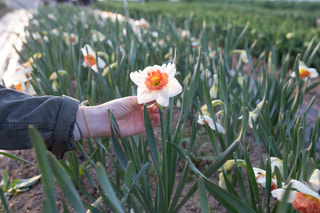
[1,1,320,212]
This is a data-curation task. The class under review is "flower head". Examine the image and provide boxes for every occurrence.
[272,169,320,213]
[63,33,78,45]
[197,114,226,134]
[130,63,182,107]
[253,167,283,191]
[290,62,318,80]
[81,44,106,72]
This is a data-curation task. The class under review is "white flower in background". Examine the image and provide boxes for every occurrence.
[253,167,283,191]
[48,13,57,21]
[197,114,226,134]
[138,18,149,29]
[232,49,249,64]
[130,62,182,107]
[4,63,35,94]
[81,44,106,73]
[272,169,320,213]
[50,28,59,36]
[238,99,264,128]
[198,100,225,134]
[238,111,258,129]
[31,32,48,43]
[209,74,219,99]
[31,19,39,27]
[270,157,284,177]
[218,159,247,190]
[151,31,159,38]
[181,29,190,39]
[63,33,78,45]
[237,73,244,87]
[286,32,295,39]
[92,30,106,42]
[290,62,318,80]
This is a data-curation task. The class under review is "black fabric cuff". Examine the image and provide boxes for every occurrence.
[51,95,79,159]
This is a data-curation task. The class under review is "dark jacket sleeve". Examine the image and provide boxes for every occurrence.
[0,85,79,159]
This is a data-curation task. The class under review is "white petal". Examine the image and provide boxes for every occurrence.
[308,67,319,78]
[156,90,170,106]
[97,57,106,68]
[81,44,94,56]
[271,188,297,203]
[166,78,182,97]
[137,87,154,104]
[290,179,320,199]
[165,63,176,79]
[130,71,146,86]
[91,65,98,73]
[215,123,226,134]
[309,169,320,192]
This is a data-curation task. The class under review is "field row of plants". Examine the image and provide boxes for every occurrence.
[1,2,320,212]
[93,1,320,71]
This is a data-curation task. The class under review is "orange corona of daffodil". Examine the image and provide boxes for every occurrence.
[130,62,182,107]
[290,63,319,80]
[272,169,320,213]
[81,44,106,72]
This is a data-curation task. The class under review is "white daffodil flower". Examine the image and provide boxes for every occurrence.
[272,169,320,213]
[270,157,284,177]
[218,159,247,190]
[81,44,106,73]
[253,167,283,191]
[197,114,226,134]
[209,74,219,99]
[63,33,78,45]
[130,62,182,107]
[290,62,319,80]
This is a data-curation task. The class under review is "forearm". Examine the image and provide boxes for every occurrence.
[0,86,79,159]
[75,105,111,138]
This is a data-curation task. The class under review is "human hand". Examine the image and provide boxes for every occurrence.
[103,96,160,137]
[76,96,160,138]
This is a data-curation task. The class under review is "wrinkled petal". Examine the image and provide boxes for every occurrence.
[293,192,320,213]
[130,71,146,86]
[271,188,297,203]
[290,180,320,199]
[165,62,176,79]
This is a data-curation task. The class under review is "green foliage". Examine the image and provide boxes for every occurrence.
[3,2,320,212]
[93,0,320,70]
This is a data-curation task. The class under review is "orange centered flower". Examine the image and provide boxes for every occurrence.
[84,54,96,67]
[299,69,311,79]
[293,192,320,213]
[256,174,277,191]
[145,69,169,91]
[14,82,22,92]
[71,36,76,43]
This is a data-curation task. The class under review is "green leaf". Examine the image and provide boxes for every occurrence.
[29,125,57,213]
[48,154,86,213]
[198,178,209,213]
[95,162,125,213]
[204,179,255,213]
